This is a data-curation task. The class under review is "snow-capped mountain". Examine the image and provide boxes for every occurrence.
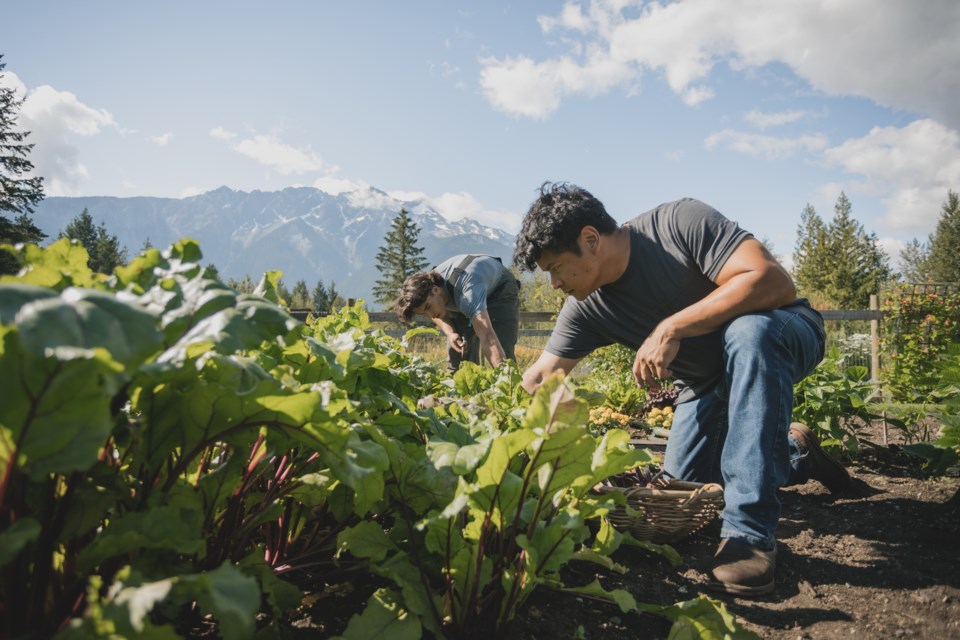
[28,185,518,304]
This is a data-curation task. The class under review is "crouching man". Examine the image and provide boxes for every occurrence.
[514,182,850,595]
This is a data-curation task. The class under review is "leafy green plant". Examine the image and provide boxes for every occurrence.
[336,373,737,638]
[792,345,884,455]
[901,342,960,474]
[1,238,758,639]
[578,344,647,415]
[0,239,375,637]
[881,284,960,402]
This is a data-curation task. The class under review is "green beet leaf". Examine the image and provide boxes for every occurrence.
[336,588,421,640]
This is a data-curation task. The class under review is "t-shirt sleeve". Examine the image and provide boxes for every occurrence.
[543,300,612,359]
[669,200,752,281]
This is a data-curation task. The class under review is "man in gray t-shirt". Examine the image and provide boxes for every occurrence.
[396,254,519,372]
[514,182,850,596]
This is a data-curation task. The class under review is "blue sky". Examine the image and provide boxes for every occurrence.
[2,1,959,268]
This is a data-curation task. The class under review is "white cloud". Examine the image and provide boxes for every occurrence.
[878,236,907,273]
[704,129,828,160]
[11,82,117,196]
[313,176,366,196]
[823,119,960,235]
[347,186,397,210]
[744,109,813,129]
[0,69,27,97]
[179,185,207,198]
[395,189,521,232]
[149,132,173,146]
[479,50,633,119]
[232,135,324,175]
[209,126,236,141]
[480,0,960,127]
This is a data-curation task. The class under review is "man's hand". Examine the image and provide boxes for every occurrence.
[633,322,679,388]
[448,333,468,355]
[471,310,505,367]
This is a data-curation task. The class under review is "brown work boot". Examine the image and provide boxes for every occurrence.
[709,538,776,595]
[790,422,851,494]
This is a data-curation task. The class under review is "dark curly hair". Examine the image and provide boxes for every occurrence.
[513,182,619,272]
[395,271,445,323]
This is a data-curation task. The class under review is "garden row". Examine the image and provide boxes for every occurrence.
[0,239,755,639]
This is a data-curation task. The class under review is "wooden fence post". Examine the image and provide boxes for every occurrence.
[870,293,880,384]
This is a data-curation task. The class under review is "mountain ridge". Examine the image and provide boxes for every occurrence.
[28,185,518,305]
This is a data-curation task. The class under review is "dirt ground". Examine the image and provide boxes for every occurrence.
[281,427,960,640]
[506,441,960,640]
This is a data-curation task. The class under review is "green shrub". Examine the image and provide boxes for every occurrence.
[793,345,883,456]
[881,284,960,402]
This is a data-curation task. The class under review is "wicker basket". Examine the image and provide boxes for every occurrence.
[598,478,724,543]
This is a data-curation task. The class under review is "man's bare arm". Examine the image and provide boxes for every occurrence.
[633,238,796,385]
[471,310,506,367]
[431,316,466,354]
[521,350,581,394]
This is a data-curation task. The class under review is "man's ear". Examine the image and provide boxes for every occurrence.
[580,226,600,253]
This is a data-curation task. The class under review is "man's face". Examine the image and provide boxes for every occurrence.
[412,285,447,319]
[536,241,601,301]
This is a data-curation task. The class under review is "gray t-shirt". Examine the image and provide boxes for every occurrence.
[544,198,753,401]
[434,254,511,320]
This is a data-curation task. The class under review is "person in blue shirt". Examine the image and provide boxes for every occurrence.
[396,254,520,372]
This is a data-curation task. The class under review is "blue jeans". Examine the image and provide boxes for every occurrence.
[663,304,825,551]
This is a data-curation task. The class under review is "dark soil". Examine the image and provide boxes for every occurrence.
[280,424,960,640]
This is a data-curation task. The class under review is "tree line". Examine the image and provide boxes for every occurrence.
[3,53,959,313]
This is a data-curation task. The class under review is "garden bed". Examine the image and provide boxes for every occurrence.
[283,425,960,639]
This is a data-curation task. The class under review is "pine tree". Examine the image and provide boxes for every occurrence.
[59,208,127,274]
[822,193,893,309]
[0,55,47,274]
[90,222,127,273]
[926,190,960,283]
[227,274,256,294]
[372,208,428,308]
[313,279,340,312]
[328,281,341,309]
[792,194,893,309]
[792,204,830,298]
[290,279,311,309]
[61,208,98,250]
[899,238,931,283]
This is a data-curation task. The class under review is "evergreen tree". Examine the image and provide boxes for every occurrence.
[312,279,337,312]
[290,279,311,309]
[0,55,46,274]
[61,208,97,250]
[227,274,256,294]
[372,208,428,308]
[328,281,341,309]
[899,238,931,283]
[91,222,127,273]
[59,208,127,274]
[926,190,960,283]
[792,204,831,299]
[822,193,893,309]
[792,194,892,309]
